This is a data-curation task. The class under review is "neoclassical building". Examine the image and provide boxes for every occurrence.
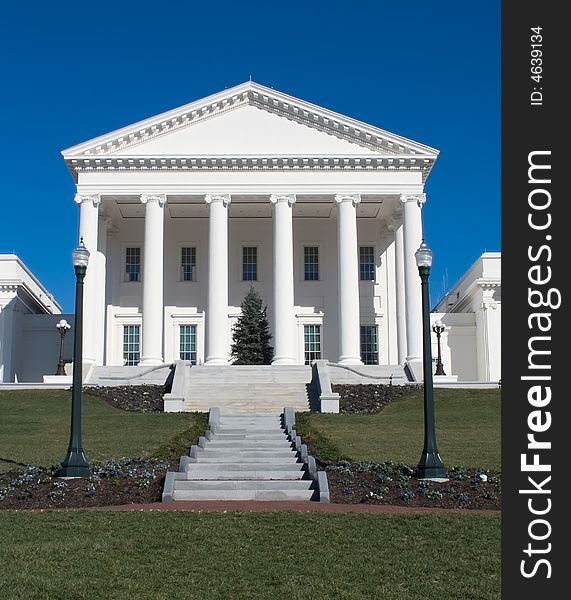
[62,82,440,379]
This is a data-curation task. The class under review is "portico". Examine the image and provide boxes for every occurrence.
[63,82,438,374]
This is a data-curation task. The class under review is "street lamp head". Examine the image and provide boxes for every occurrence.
[415,241,433,268]
[434,319,443,329]
[56,319,71,331]
[72,238,90,268]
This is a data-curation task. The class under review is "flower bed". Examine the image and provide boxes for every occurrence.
[326,461,500,510]
[0,459,173,510]
[83,385,165,412]
[332,383,417,414]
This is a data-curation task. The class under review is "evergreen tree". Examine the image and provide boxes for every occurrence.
[231,286,274,364]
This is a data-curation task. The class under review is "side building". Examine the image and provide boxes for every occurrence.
[432,252,501,383]
[0,255,72,383]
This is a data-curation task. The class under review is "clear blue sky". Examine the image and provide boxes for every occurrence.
[0,1,500,312]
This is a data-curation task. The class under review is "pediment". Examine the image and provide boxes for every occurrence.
[63,81,439,160]
[110,104,380,156]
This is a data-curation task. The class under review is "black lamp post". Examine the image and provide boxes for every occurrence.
[432,319,446,376]
[57,239,90,478]
[415,241,447,480]
[55,319,71,376]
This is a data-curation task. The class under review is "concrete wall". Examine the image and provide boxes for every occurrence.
[431,313,478,381]
[18,314,75,382]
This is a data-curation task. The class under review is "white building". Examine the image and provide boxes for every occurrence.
[61,81,438,381]
[0,255,72,382]
[433,252,501,382]
[0,82,500,384]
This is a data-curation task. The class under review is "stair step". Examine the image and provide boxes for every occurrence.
[212,432,287,439]
[196,456,300,464]
[186,462,305,472]
[185,470,307,480]
[176,480,313,491]
[199,449,296,456]
[205,441,292,449]
[173,489,315,501]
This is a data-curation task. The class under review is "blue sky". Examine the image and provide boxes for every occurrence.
[0,1,500,312]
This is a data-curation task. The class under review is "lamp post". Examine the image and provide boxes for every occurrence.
[57,239,90,478]
[55,319,71,376]
[415,241,446,480]
[432,319,446,376]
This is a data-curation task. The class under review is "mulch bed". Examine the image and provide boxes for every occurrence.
[326,462,501,510]
[333,383,417,414]
[0,460,175,511]
[83,385,166,412]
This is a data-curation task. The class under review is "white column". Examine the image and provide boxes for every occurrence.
[74,194,101,366]
[335,194,362,365]
[476,286,502,382]
[95,215,110,365]
[393,213,407,364]
[205,194,231,365]
[400,193,425,366]
[140,194,166,365]
[270,194,297,365]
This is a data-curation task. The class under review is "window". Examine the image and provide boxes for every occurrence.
[304,325,321,364]
[360,246,375,281]
[242,246,258,281]
[125,247,141,282]
[179,325,197,365]
[123,325,140,366]
[304,246,319,281]
[181,247,196,281]
[360,325,379,365]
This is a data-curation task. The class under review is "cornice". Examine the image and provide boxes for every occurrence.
[66,155,435,183]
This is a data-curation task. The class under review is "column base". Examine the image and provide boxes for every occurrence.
[337,356,363,366]
[204,358,229,366]
[140,358,164,366]
[272,356,297,365]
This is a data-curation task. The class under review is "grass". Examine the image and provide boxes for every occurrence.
[0,511,500,600]
[297,388,501,471]
[0,390,207,471]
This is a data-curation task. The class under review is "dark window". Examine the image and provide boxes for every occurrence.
[123,325,140,366]
[125,247,141,282]
[181,247,196,281]
[304,325,321,364]
[179,324,197,365]
[360,325,379,365]
[359,246,375,281]
[242,247,258,281]
[304,246,319,281]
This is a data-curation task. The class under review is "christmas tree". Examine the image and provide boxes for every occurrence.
[230,286,274,364]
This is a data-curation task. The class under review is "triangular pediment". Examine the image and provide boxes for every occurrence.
[62,82,439,160]
[110,104,380,156]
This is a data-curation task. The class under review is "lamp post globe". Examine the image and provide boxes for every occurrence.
[55,319,71,376]
[414,241,447,480]
[57,238,90,478]
[432,319,446,376]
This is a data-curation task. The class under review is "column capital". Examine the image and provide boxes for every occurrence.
[205,194,231,207]
[140,194,167,207]
[400,193,426,207]
[270,194,296,207]
[334,194,361,207]
[74,193,101,207]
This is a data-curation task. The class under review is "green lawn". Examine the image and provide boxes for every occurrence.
[0,390,206,471]
[0,511,500,600]
[297,388,501,471]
